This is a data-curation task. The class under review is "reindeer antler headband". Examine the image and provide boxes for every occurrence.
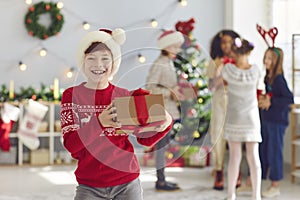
[256,24,278,48]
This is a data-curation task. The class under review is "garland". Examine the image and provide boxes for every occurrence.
[25,1,64,40]
[0,84,61,102]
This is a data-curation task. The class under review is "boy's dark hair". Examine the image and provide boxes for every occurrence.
[85,42,111,54]
[231,38,254,55]
[210,30,240,59]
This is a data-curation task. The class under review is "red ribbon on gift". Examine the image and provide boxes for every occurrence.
[130,88,150,126]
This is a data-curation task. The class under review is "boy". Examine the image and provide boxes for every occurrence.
[61,28,173,200]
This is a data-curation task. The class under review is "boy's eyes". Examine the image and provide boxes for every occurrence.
[86,56,111,61]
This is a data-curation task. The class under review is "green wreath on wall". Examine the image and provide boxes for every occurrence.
[24,1,64,40]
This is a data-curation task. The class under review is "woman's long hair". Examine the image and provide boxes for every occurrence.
[264,47,284,84]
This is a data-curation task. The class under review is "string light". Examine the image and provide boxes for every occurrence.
[82,21,91,30]
[39,48,47,57]
[19,62,27,71]
[66,67,75,78]
[56,1,64,9]
[138,54,146,63]
[179,0,188,6]
[12,0,188,80]
[24,0,32,5]
[151,19,158,28]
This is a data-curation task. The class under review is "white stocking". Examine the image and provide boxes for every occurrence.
[18,100,48,150]
[246,142,262,200]
[227,141,242,199]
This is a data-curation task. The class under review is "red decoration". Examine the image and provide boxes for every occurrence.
[29,6,34,12]
[45,4,51,11]
[56,15,62,20]
[256,24,278,47]
[43,34,48,39]
[223,56,235,64]
[26,19,32,24]
[0,120,14,151]
[187,108,197,118]
[175,18,195,35]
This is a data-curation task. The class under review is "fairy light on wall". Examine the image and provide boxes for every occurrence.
[56,1,64,9]
[39,48,47,57]
[82,21,91,30]
[66,67,75,78]
[151,19,158,28]
[25,0,32,5]
[179,0,188,7]
[138,54,146,63]
[19,62,27,71]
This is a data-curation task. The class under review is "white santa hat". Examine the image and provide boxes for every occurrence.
[77,28,126,77]
[157,30,184,50]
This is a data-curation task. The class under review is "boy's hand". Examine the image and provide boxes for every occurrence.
[98,103,121,128]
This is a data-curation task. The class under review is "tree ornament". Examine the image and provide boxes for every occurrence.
[193,130,200,139]
[24,1,64,40]
[187,108,197,118]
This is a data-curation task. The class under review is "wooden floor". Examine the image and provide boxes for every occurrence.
[0,164,299,200]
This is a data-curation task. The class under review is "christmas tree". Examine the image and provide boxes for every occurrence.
[172,18,211,146]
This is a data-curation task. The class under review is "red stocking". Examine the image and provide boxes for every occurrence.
[0,102,20,151]
[0,119,14,151]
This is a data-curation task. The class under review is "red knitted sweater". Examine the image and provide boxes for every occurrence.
[60,82,172,187]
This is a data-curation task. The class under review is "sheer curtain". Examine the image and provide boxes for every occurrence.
[272,0,300,97]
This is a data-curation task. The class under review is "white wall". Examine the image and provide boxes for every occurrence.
[0,0,224,91]
[231,0,270,68]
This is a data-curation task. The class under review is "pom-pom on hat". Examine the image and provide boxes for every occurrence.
[77,28,126,77]
[157,30,184,49]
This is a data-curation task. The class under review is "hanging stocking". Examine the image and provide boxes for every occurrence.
[17,100,48,150]
[0,103,20,151]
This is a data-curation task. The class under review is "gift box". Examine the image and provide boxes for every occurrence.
[166,157,185,167]
[180,145,210,167]
[30,149,49,165]
[114,88,166,133]
[188,146,210,167]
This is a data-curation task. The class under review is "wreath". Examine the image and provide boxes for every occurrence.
[25,1,64,40]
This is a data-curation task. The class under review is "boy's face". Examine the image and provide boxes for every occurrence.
[83,49,113,85]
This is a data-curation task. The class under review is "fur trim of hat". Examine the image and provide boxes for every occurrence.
[77,28,126,77]
[157,30,184,49]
